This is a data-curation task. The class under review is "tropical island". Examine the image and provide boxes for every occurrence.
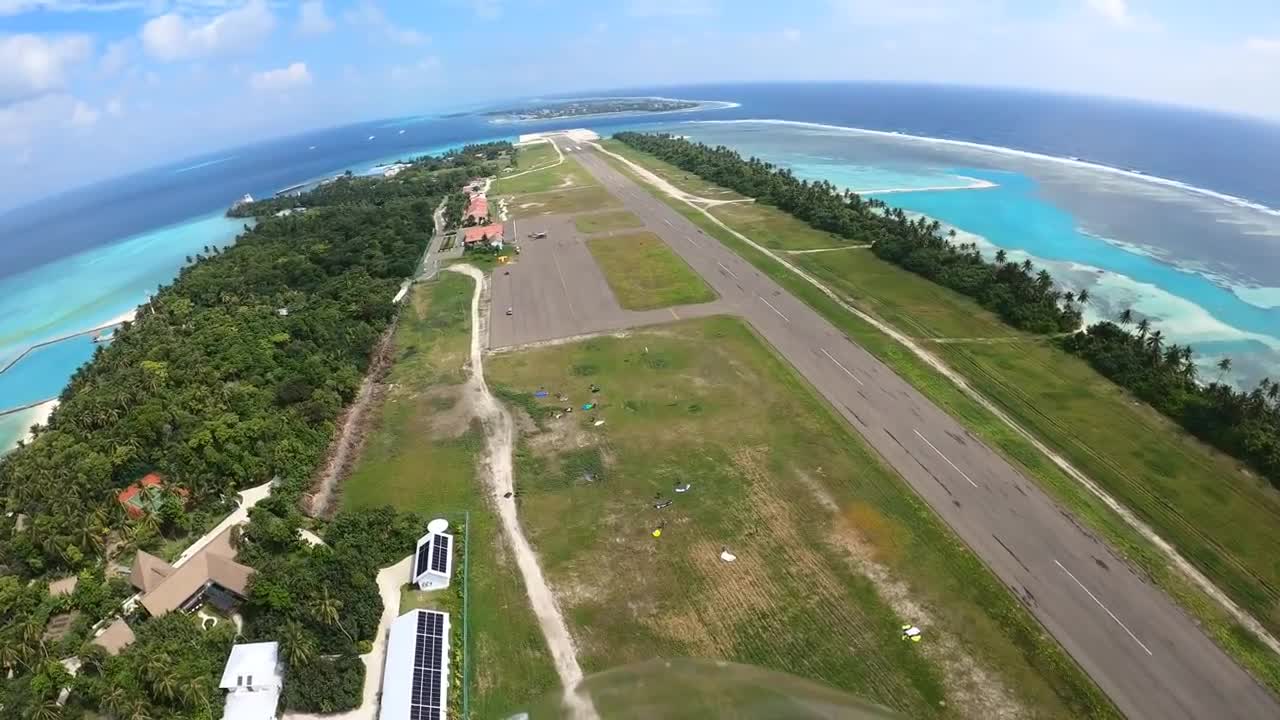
[0,142,510,719]
[483,96,701,122]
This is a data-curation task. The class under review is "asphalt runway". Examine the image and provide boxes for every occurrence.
[530,137,1278,720]
[489,214,729,349]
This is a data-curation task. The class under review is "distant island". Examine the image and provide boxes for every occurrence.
[484,97,703,122]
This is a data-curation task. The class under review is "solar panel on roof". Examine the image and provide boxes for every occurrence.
[409,610,447,720]
[430,534,450,575]
[414,541,433,579]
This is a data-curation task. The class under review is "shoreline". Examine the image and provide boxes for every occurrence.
[691,118,1280,219]
[860,176,998,194]
[489,98,739,125]
[0,308,138,376]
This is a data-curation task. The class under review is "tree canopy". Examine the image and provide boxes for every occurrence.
[614,132,1081,333]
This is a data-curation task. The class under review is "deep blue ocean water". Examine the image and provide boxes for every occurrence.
[2,82,1279,449]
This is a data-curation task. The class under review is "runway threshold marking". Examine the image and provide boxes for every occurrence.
[913,429,979,487]
[1054,559,1154,657]
[717,262,739,280]
[820,348,864,385]
[759,296,789,322]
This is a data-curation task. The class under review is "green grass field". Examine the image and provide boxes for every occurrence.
[488,317,1115,719]
[506,186,621,219]
[491,153,596,196]
[573,209,644,234]
[510,140,558,170]
[340,273,559,717]
[595,138,1280,691]
[586,231,717,310]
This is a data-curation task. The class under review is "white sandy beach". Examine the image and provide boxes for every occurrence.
[24,399,58,442]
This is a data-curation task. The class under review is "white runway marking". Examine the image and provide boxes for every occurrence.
[913,429,978,487]
[820,348,864,385]
[1055,559,1154,657]
[663,218,673,226]
[717,261,739,280]
[759,296,789,322]
[686,236,701,247]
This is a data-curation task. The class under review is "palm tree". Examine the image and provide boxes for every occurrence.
[995,249,1007,265]
[150,667,180,703]
[1076,288,1090,305]
[1136,318,1151,339]
[27,700,62,720]
[308,588,354,643]
[1063,291,1076,305]
[1216,356,1233,384]
[100,685,130,716]
[278,621,316,668]
[1267,379,1280,404]
[1146,330,1164,357]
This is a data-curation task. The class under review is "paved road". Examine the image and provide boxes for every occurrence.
[490,213,729,348]
[548,137,1277,720]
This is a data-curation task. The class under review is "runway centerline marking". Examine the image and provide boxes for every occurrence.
[820,348,864,385]
[717,262,739,280]
[663,218,673,226]
[1054,559,1154,657]
[913,429,978,487]
[759,296,789,322]
[549,245,579,323]
[686,236,701,247]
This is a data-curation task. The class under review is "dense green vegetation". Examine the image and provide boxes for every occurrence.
[0,145,494,719]
[615,132,1080,333]
[1063,320,1280,487]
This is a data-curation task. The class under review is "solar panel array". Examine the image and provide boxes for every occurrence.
[409,611,447,720]
[414,540,433,579]
[430,534,451,575]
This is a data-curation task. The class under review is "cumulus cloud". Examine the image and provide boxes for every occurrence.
[0,33,92,104]
[1245,37,1280,55]
[141,0,275,61]
[249,61,312,92]
[1086,0,1132,27]
[345,1,427,45]
[298,0,335,35]
[99,38,133,75]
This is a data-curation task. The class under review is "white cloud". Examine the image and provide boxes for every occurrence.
[0,33,92,104]
[105,97,124,116]
[1245,37,1280,55]
[99,38,133,75]
[249,61,312,92]
[390,55,442,81]
[0,0,143,15]
[781,28,801,42]
[344,1,428,45]
[70,98,98,126]
[297,0,334,35]
[626,0,717,17]
[1086,0,1132,27]
[141,0,275,61]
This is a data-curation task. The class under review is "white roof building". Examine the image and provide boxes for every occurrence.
[412,531,453,592]
[380,609,451,720]
[219,641,283,720]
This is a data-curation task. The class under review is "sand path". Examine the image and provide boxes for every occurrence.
[448,264,596,719]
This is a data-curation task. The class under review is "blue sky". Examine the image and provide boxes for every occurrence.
[2,0,1279,204]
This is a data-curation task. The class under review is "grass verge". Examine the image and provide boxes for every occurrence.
[491,154,596,196]
[586,231,717,310]
[595,138,1280,692]
[506,186,620,219]
[573,209,644,234]
[340,272,559,717]
[488,317,1117,719]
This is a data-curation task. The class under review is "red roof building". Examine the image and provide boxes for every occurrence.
[117,473,186,519]
[465,193,489,222]
[462,223,504,246]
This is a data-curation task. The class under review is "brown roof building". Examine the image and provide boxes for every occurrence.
[128,526,253,617]
[92,619,137,656]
